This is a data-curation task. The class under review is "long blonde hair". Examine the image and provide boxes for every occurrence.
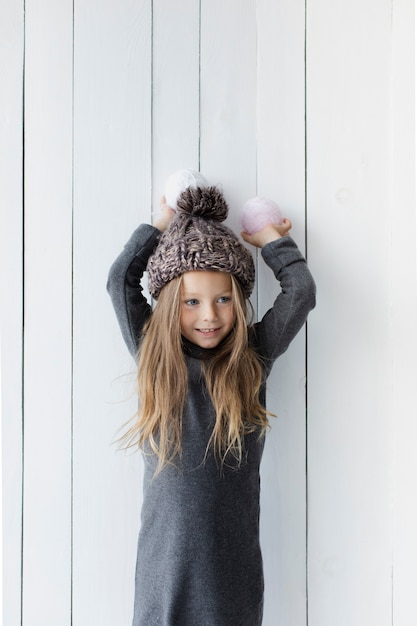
[121,273,270,472]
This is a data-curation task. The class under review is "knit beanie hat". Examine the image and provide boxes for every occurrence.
[147,186,255,299]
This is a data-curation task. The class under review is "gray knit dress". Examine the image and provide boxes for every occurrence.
[107,224,316,626]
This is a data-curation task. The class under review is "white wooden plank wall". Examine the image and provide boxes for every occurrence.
[72,2,152,624]
[307,0,393,622]
[256,2,308,624]
[1,1,416,625]
[389,1,417,623]
[1,1,24,624]
[306,2,416,626]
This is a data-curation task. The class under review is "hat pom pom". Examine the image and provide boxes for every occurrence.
[164,169,209,211]
[176,186,229,223]
[240,196,283,235]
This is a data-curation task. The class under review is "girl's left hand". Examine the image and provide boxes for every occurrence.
[241,218,292,248]
[154,196,176,232]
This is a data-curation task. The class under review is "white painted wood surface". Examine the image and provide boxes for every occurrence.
[1,1,416,625]
[72,2,151,624]
[256,1,308,624]
[22,1,74,623]
[152,0,200,207]
[0,1,24,624]
[391,2,417,624]
[306,2,407,625]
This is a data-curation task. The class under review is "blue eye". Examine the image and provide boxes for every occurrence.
[185,299,199,306]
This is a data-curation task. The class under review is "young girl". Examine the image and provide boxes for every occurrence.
[107,184,316,626]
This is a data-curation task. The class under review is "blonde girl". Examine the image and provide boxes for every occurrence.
[107,184,315,626]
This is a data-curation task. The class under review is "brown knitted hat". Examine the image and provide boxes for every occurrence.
[147,186,255,299]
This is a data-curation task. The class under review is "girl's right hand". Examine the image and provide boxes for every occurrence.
[153,196,176,232]
[241,218,292,248]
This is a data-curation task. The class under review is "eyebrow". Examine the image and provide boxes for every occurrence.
[182,290,233,298]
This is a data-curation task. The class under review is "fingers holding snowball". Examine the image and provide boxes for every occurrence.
[278,218,292,236]
[154,198,176,232]
[241,222,291,248]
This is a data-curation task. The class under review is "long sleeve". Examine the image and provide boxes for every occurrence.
[252,236,316,376]
[107,224,161,358]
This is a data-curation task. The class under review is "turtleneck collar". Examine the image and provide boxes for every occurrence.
[181,335,220,360]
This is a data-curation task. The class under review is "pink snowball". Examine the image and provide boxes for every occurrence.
[240,196,283,235]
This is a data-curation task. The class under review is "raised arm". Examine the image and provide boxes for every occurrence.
[107,203,176,358]
[243,223,316,374]
[107,224,159,358]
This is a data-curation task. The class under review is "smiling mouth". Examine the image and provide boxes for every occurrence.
[196,328,220,334]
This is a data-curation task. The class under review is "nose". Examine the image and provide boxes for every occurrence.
[202,302,218,322]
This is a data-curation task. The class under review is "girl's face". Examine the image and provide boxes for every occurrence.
[180,271,236,349]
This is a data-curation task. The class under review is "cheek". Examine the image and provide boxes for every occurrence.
[179,308,191,330]
[226,307,237,326]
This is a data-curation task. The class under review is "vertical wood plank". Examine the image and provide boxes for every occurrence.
[256,1,308,624]
[72,1,152,624]
[152,0,200,208]
[23,1,73,624]
[0,1,24,623]
[200,0,257,231]
[307,1,393,624]
[391,1,417,624]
